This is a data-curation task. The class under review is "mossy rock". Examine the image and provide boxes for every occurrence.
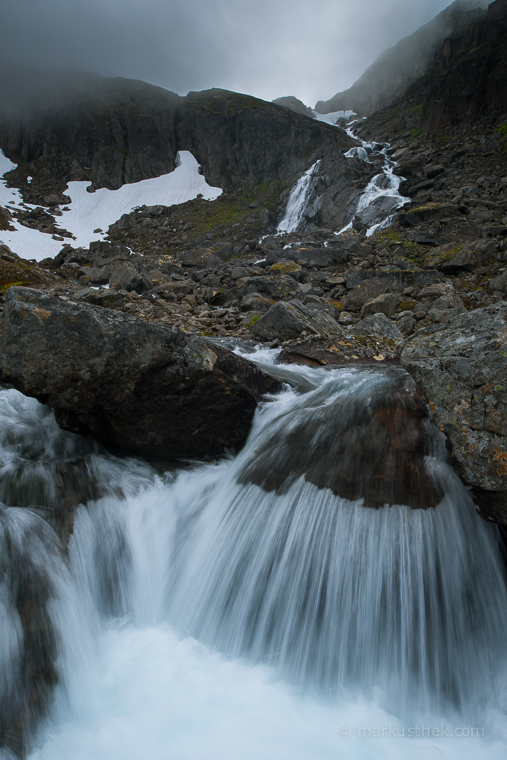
[0,251,55,292]
[397,300,419,311]
[270,262,300,275]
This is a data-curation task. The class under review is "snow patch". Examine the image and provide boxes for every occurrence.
[0,150,222,262]
[312,110,356,126]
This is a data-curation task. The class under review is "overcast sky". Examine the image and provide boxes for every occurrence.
[0,0,483,106]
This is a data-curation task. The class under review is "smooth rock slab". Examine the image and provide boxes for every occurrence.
[400,301,507,524]
[0,288,281,458]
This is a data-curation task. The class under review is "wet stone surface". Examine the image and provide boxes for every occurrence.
[239,368,445,510]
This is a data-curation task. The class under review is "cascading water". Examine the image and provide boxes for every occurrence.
[342,119,410,235]
[277,161,321,234]
[1,350,507,760]
[276,110,409,237]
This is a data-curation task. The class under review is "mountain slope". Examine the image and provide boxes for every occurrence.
[0,65,373,231]
[315,0,487,117]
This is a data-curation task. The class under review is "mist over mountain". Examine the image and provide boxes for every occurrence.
[0,0,471,106]
[315,0,490,115]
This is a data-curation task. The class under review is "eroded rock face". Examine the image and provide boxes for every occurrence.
[0,288,281,458]
[400,301,507,524]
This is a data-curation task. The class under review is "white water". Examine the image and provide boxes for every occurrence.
[276,111,409,237]
[1,350,507,759]
[342,127,410,236]
[277,161,321,234]
[0,150,221,261]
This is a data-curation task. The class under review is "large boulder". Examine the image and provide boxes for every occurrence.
[400,302,507,524]
[422,241,496,274]
[0,288,281,458]
[251,301,342,342]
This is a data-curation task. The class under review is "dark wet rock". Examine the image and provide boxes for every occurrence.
[0,288,281,459]
[239,368,443,510]
[423,241,496,274]
[240,275,300,300]
[278,336,399,367]
[397,158,424,178]
[294,248,349,268]
[426,164,445,180]
[426,292,466,323]
[345,268,442,298]
[399,204,461,228]
[346,277,392,311]
[177,250,222,269]
[268,261,304,280]
[335,228,371,254]
[241,293,276,313]
[396,313,417,336]
[355,195,403,229]
[348,313,402,342]
[303,295,340,318]
[251,301,342,342]
[361,292,400,319]
[109,265,147,293]
[489,270,507,293]
[400,301,507,525]
[407,179,435,197]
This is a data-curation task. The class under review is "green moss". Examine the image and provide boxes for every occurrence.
[249,314,260,325]
[270,262,299,274]
[406,202,445,214]
[404,104,424,116]
[397,300,419,311]
[0,280,23,293]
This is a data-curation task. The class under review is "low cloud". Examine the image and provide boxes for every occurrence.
[0,0,483,107]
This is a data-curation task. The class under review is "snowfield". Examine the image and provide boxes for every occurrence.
[0,151,222,261]
[312,109,356,126]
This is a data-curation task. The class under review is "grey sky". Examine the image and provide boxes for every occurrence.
[0,0,480,106]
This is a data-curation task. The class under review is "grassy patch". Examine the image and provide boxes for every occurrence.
[404,104,424,116]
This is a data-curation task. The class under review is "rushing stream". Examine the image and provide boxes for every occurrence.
[1,347,507,759]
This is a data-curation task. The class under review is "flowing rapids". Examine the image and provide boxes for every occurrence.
[0,348,507,759]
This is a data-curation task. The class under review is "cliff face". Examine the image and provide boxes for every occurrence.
[176,89,353,193]
[0,64,182,196]
[415,0,507,132]
[315,0,487,117]
[0,67,371,230]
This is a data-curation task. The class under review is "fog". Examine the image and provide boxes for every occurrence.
[0,0,490,106]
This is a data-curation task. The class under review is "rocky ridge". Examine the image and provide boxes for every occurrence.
[0,68,373,233]
[315,0,487,117]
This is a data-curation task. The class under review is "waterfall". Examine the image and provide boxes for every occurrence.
[1,350,507,759]
[277,161,321,234]
[343,125,410,235]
